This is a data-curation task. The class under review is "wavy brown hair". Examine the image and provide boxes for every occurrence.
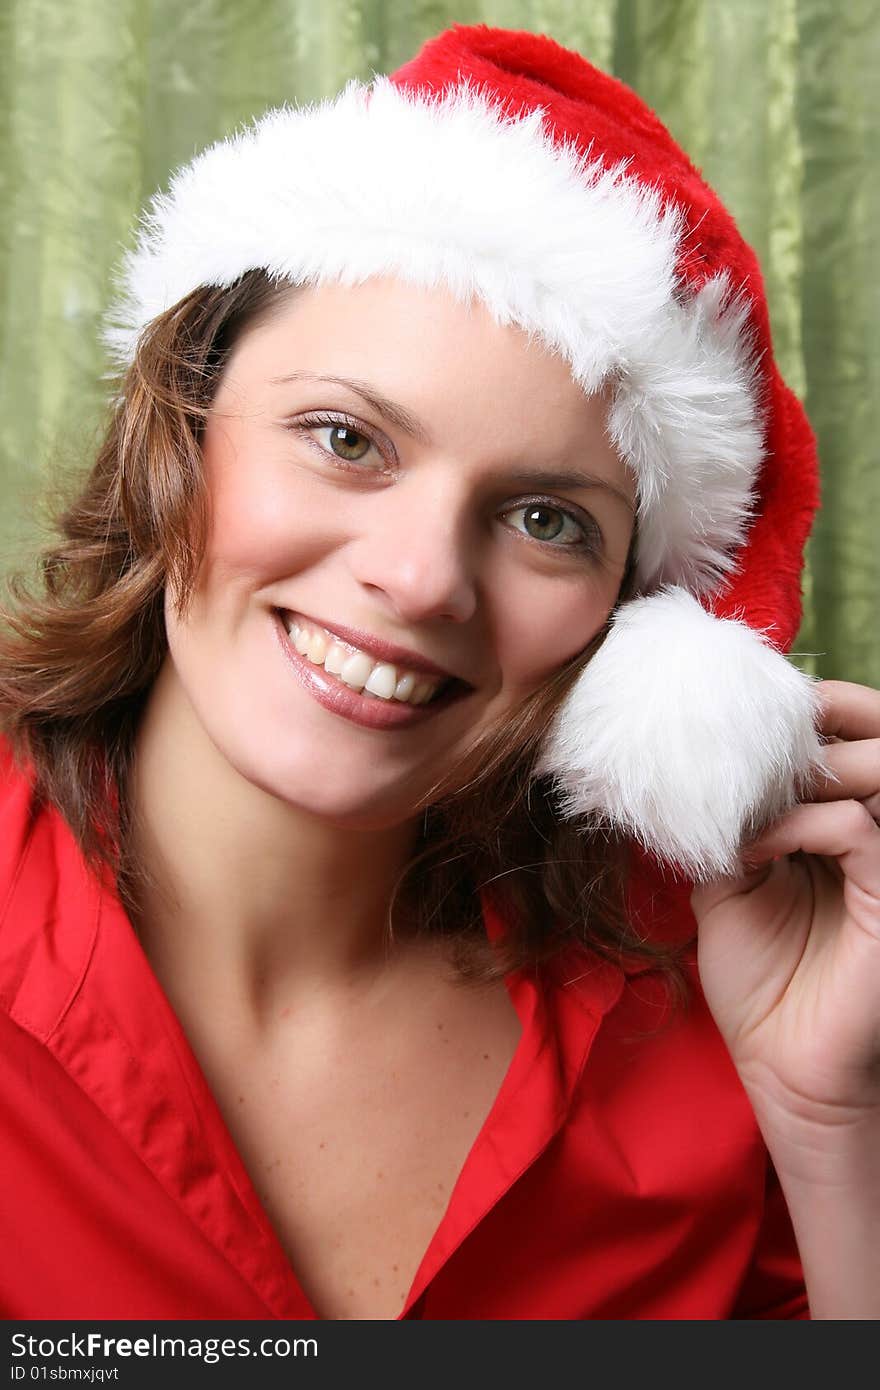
[0,270,687,990]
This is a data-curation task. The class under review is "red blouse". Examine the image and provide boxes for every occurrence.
[0,737,808,1319]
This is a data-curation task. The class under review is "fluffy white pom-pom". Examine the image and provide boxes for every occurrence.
[535,586,832,883]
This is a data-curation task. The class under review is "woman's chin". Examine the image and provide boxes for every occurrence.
[237,754,427,833]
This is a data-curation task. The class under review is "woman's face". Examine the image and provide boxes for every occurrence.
[164,277,637,829]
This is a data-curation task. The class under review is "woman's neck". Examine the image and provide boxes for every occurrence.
[125,660,422,1034]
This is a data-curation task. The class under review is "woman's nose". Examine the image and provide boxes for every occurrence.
[346,480,479,625]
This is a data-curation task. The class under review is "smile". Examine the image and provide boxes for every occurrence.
[273,610,472,730]
[284,613,446,705]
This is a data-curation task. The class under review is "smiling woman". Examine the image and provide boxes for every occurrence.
[1,23,878,1325]
[176,277,635,804]
[0,265,645,985]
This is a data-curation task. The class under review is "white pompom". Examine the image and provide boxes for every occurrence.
[535,586,832,883]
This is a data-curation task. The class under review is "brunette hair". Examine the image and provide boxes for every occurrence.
[0,270,688,991]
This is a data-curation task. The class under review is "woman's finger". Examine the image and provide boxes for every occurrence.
[741,799,880,897]
[804,737,880,802]
[815,679,880,741]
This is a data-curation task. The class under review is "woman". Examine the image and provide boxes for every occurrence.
[0,25,878,1320]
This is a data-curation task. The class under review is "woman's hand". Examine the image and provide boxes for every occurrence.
[690,678,880,1143]
[689,678,880,1317]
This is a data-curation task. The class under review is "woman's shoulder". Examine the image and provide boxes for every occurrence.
[0,728,37,813]
[0,731,42,909]
[0,733,103,1043]
[551,934,751,1119]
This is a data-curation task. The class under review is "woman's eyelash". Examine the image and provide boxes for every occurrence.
[289,412,390,468]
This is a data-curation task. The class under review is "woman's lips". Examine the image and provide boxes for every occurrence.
[272,611,470,731]
[281,608,459,681]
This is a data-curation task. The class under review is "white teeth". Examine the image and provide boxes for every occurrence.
[364,663,397,700]
[324,642,347,677]
[307,628,328,664]
[282,613,450,706]
[339,651,374,692]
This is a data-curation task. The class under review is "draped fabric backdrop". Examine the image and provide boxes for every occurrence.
[1,0,877,683]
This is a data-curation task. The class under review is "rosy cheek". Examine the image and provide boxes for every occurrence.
[494,583,610,694]
[200,430,311,573]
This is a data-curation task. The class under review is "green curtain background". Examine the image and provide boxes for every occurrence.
[1,0,877,684]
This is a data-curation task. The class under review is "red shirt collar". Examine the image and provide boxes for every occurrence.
[2,775,627,1318]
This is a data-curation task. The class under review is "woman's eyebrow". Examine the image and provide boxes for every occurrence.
[270,370,634,513]
[504,468,635,513]
[269,371,431,444]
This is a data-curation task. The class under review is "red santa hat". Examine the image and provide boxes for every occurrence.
[106,23,831,886]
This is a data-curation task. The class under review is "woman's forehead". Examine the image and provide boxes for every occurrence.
[224,275,613,425]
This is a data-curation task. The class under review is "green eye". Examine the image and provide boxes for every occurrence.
[504,502,598,551]
[292,412,388,470]
[325,425,371,461]
[522,505,565,542]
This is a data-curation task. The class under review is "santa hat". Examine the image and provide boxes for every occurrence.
[106,23,831,885]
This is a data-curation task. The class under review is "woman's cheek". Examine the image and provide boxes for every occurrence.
[204,458,340,577]
[496,583,608,695]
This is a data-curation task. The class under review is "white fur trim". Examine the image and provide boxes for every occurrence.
[535,586,832,883]
[105,78,764,598]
